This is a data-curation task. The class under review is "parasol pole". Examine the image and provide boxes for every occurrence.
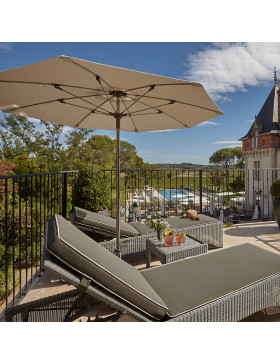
[115,95,121,258]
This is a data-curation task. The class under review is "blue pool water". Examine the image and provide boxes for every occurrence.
[158,189,194,201]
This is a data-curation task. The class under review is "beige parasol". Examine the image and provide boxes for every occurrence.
[0,56,223,256]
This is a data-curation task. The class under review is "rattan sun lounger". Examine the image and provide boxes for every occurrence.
[72,207,223,250]
[6,214,280,322]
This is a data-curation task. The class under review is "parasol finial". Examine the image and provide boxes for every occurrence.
[274,67,278,85]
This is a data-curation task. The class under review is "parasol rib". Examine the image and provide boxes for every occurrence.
[123,85,155,113]
[120,95,190,127]
[126,89,223,114]
[125,101,177,116]
[126,82,197,92]
[52,84,115,114]
[61,99,114,116]
[74,110,93,128]
[64,57,115,91]
[95,76,116,113]
[119,95,138,132]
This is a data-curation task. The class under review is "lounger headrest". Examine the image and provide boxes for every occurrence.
[72,207,139,238]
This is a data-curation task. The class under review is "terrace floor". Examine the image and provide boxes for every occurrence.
[3,220,280,322]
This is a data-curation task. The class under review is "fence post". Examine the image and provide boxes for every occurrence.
[199,169,203,213]
[62,173,67,218]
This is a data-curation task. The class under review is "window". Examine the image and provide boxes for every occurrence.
[252,136,258,148]
[254,161,260,180]
[262,138,265,147]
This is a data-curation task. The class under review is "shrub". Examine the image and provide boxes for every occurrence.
[72,166,111,212]
[270,179,280,199]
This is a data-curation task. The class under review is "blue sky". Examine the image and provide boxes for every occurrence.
[0,42,279,165]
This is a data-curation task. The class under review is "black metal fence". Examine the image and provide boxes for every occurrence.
[0,171,77,313]
[0,167,278,312]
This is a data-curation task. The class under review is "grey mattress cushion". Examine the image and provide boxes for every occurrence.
[141,243,280,318]
[73,207,139,238]
[165,215,220,228]
[129,221,155,235]
[46,214,168,319]
[131,215,220,235]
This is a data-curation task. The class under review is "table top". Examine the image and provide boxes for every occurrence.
[146,235,206,256]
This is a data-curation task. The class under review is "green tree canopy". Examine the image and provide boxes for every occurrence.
[232,146,245,168]
[209,147,244,169]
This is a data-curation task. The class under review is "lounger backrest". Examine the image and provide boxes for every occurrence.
[72,207,139,238]
[46,214,168,319]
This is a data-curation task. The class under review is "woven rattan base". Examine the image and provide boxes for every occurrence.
[4,289,99,322]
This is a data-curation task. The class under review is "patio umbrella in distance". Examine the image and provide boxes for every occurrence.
[0,56,223,257]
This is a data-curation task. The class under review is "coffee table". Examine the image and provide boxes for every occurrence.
[146,235,208,268]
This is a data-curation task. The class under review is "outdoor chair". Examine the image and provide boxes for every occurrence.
[71,206,224,250]
[6,214,280,322]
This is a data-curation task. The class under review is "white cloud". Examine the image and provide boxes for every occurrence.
[195,120,219,127]
[214,140,242,145]
[183,42,280,101]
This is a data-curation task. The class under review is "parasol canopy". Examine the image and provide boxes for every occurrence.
[0,56,223,256]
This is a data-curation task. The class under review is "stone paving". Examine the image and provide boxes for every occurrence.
[5,220,280,322]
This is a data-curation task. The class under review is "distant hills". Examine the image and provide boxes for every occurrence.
[149,162,211,170]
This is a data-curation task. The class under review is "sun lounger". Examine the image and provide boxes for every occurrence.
[72,207,223,251]
[6,214,280,322]
[71,207,140,239]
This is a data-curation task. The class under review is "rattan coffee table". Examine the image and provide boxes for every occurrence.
[146,235,208,268]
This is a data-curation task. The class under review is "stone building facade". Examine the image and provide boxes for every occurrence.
[240,76,280,218]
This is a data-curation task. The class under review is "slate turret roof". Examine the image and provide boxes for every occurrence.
[240,84,280,140]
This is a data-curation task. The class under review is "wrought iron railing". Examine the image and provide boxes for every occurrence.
[0,167,278,312]
[0,171,77,314]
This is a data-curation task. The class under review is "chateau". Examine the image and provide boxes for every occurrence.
[240,72,280,218]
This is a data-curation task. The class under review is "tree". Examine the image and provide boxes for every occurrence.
[0,114,43,159]
[209,148,236,168]
[12,155,48,175]
[86,135,115,169]
[0,114,95,171]
[118,140,142,170]
[0,114,148,173]
[72,166,111,212]
[61,128,94,170]
[209,147,245,169]
[39,120,64,163]
[0,114,65,170]
[232,146,245,169]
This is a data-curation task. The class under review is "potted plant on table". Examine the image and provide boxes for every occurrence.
[270,179,280,228]
[144,213,170,243]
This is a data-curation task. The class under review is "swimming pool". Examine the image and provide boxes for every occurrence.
[158,189,194,201]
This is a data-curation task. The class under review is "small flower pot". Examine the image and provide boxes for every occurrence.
[164,235,174,247]
[156,230,163,242]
